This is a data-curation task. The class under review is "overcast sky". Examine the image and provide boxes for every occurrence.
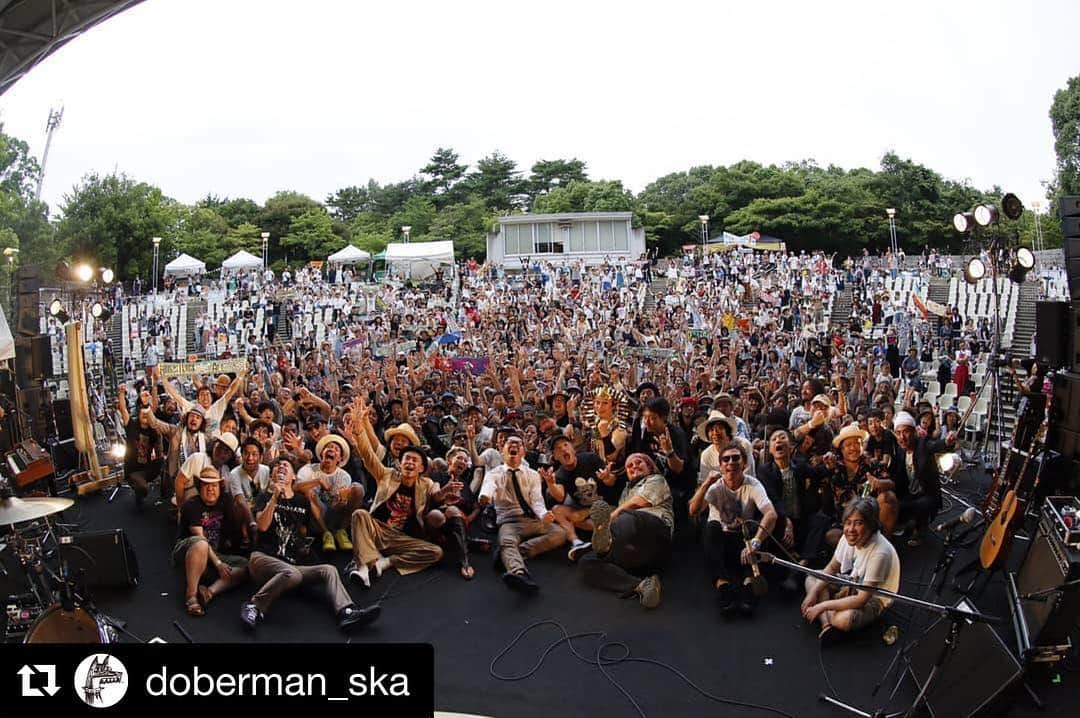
[0,0,1076,219]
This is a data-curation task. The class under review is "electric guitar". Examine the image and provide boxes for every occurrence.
[978,392,1050,570]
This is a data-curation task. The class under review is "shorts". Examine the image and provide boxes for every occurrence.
[170,536,247,582]
[826,585,888,630]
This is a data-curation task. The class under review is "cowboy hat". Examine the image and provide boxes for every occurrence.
[210,430,239,454]
[384,423,421,447]
[696,410,737,444]
[832,423,869,448]
[315,433,351,464]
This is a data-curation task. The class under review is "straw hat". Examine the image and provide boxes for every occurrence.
[696,410,737,443]
[384,423,421,447]
[315,433,351,464]
[832,422,869,448]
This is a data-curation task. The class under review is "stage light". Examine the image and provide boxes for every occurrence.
[952,212,975,233]
[49,299,63,316]
[964,257,986,285]
[101,268,115,284]
[974,204,999,227]
[91,302,113,321]
[110,443,127,460]
[1001,193,1024,221]
[75,263,94,282]
[1009,247,1036,283]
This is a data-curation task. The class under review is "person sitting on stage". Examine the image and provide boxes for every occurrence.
[146,402,207,501]
[890,411,952,547]
[801,496,900,644]
[240,458,380,632]
[690,442,777,616]
[480,433,566,594]
[296,434,365,553]
[822,423,899,540]
[577,452,671,609]
[228,437,271,504]
[424,447,479,580]
[541,434,617,561]
[171,467,248,617]
[345,396,445,586]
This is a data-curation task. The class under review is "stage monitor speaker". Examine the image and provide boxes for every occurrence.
[907,597,1022,718]
[1017,517,1080,650]
[1048,371,1080,461]
[1036,301,1071,369]
[51,398,73,441]
[58,529,139,588]
[47,436,78,472]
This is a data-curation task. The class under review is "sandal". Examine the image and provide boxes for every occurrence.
[198,585,214,609]
[460,564,475,581]
[185,596,205,617]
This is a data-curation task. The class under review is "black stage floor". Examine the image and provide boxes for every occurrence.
[15,469,1080,717]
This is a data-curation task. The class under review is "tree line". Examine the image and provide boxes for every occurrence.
[0,72,1076,283]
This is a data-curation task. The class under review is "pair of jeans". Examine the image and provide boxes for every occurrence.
[579,510,671,595]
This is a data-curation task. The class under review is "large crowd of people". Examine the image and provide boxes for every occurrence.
[111,244,1063,641]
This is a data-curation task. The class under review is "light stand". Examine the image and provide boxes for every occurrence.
[761,554,1001,718]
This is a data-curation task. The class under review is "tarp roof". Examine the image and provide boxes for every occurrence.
[222,249,262,270]
[164,253,206,276]
[383,241,454,279]
[328,244,371,264]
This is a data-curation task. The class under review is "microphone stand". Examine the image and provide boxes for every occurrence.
[763,554,1001,718]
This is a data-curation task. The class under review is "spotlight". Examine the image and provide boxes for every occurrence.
[1009,247,1036,283]
[75,263,94,282]
[1001,193,1024,221]
[952,212,975,233]
[49,299,69,323]
[110,443,127,460]
[964,257,986,285]
[101,268,115,284]
[91,302,113,321]
[974,204,999,227]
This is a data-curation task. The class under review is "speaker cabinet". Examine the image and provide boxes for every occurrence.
[907,598,1022,717]
[30,334,52,380]
[1035,301,1071,369]
[51,398,73,440]
[1017,515,1080,648]
[58,529,139,588]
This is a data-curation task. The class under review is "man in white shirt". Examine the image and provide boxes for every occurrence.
[801,497,900,644]
[479,434,565,594]
[297,434,365,553]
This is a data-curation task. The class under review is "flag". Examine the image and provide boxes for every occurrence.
[910,292,928,321]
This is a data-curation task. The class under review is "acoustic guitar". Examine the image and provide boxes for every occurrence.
[978,392,1050,570]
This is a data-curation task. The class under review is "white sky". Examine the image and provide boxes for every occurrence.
[0,0,1076,217]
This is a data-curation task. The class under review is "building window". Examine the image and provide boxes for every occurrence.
[584,221,599,252]
[613,220,629,251]
[569,223,584,252]
[598,221,615,251]
[535,223,552,253]
[505,224,532,255]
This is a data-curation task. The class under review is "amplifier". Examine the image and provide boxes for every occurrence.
[58,529,139,588]
[1013,507,1080,654]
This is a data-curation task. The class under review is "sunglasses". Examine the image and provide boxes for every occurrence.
[720,454,743,464]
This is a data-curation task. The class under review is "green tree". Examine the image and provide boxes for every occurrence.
[175,205,231,267]
[421,147,468,208]
[528,158,588,203]
[463,151,526,211]
[0,126,53,268]
[55,173,174,281]
[258,191,323,262]
[1050,74,1080,197]
[425,198,495,259]
[532,179,634,214]
[388,196,438,242]
[326,185,373,223]
[281,208,343,260]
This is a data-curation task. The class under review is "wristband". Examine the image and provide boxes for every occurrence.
[750,538,761,550]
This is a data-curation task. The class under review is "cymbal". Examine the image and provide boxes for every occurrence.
[0,496,74,524]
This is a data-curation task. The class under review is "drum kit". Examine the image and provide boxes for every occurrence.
[1,480,118,644]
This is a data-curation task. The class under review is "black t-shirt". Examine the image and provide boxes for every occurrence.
[866,430,899,467]
[254,491,315,564]
[552,451,620,507]
[125,417,161,473]
[178,496,233,549]
[372,483,423,537]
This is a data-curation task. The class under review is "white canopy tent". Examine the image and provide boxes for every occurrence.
[163,253,207,277]
[327,244,371,266]
[0,304,15,361]
[384,241,454,279]
[222,249,263,272]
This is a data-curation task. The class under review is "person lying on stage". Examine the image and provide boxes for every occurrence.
[801,496,900,644]
[171,467,249,617]
[345,395,445,586]
[577,452,670,609]
[240,458,380,632]
[479,432,566,594]
[690,442,777,616]
[890,411,952,547]
[296,433,365,553]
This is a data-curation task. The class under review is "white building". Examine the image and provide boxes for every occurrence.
[486,212,646,268]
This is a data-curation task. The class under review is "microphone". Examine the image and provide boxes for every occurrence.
[742,522,768,597]
[934,507,979,534]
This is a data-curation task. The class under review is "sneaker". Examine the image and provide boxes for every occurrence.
[334,529,353,551]
[567,540,592,562]
[502,571,540,595]
[636,574,662,609]
[240,602,263,630]
[338,604,381,632]
[717,583,737,615]
[344,559,370,588]
[321,531,335,552]
[738,582,757,617]
[589,500,614,554]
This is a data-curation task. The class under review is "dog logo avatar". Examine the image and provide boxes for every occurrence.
[74,654,129,708]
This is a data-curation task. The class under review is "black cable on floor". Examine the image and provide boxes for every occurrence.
[490,620,795,718]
